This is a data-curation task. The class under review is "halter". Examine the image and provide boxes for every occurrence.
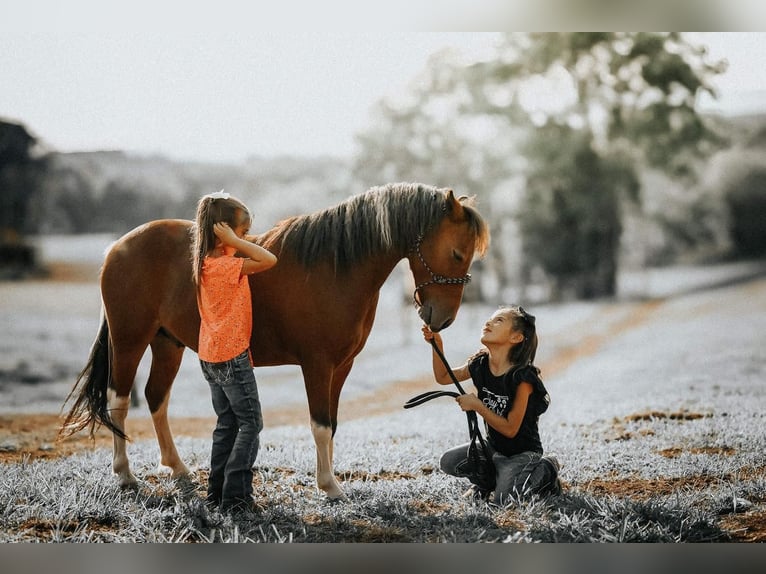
[409,233,472,307]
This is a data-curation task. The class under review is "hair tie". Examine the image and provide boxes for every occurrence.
[209,189,230,201]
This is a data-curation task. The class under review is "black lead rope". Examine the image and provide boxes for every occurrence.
[404,339,484,444]
[428,338,466,394]
[404,338,497,492]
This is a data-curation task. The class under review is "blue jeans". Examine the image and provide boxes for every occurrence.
[200,350,263,509]
[440,442,560,505]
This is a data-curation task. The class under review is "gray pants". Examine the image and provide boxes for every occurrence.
[440,442,560,505]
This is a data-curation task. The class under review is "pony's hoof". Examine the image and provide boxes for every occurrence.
[156,462,190,478]
[325,493,346,504]
[117,474,139,490]
[321,483,346,501]
[171,465,191,478]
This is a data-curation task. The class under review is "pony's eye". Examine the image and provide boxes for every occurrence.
[452,250,464,262]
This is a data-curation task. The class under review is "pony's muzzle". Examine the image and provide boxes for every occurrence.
[417,303,454,332]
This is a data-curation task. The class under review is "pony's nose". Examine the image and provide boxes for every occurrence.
[417,304,432,327]
[420,307,454,332]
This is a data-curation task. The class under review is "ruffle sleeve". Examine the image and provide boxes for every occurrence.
[511,365,550,415]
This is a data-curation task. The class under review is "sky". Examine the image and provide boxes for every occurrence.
[1,32,765,164]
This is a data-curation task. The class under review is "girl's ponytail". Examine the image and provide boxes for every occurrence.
[191,192,251,289]
[504,305,538,368]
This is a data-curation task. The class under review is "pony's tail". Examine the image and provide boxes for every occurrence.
[59,314,128,441]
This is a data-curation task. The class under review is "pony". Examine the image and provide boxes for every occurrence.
[61,182,490,499]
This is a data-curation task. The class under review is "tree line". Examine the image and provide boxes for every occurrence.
[352,32,765,300]
[2,33,765,298]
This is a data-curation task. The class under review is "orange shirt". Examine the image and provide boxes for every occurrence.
[197,255,252,364]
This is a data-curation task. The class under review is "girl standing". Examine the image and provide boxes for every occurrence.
[422,305,561,505]
[192,191,277,514]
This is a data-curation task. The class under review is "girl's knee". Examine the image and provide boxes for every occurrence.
[438,452,453,474]
[439,449,465,476]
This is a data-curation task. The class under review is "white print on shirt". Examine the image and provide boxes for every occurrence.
[482,389,509,416]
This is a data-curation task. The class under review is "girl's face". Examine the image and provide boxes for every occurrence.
[480,310,523,346]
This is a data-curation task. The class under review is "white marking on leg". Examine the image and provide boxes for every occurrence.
[151,394,189,477]
[311,419,344,499]
[109,392,137,487]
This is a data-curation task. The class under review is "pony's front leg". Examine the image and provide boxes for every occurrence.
[109,393,138,487]
[151,395,190,478]
[311,420,344,499]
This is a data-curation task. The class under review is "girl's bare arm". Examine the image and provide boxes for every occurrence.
[422,326,471,386]
[215,223,277,274]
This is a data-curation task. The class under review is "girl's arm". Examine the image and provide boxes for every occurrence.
[422,326,470,386]
[214,223,278,275]
[456,381,533,439]
[239,244,277,275]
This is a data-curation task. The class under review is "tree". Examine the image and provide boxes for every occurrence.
[0,120,46,237]
[463,33,727,298]
[355,34,727,300]
[352,49,521,301]
[0,119,47,275]
[519,124,639,299]
[724,167,766,258]
[353,49,513,198]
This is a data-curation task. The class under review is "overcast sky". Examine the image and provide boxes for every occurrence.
[1,32,764,164]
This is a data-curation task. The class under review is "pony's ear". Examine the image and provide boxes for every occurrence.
[444,189,465,221]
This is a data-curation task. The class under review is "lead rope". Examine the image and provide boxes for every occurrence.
[429,338,466,394]
[404,338,485,447]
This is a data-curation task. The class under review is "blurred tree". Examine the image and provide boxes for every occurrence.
[463,32,726,299]
[36,165,97,233]
[519,125,639,299]
[352,49,520,301]
[95,180,176,233]
[724,167,766,258]
[355,33,727,300]
[353,50,513,197]
[0,119,48,275]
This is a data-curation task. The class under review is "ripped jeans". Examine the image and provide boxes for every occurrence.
[200,350,263,509]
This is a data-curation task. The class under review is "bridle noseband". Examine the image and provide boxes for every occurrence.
[409,233,472,307]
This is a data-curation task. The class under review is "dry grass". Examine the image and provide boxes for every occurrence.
[1,405,764,543]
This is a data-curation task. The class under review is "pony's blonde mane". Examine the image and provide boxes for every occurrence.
[275,183,488,270]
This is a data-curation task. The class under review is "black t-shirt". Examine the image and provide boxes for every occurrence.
[467,352,550,457]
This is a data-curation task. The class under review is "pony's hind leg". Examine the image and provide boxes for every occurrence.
[145,333,189,478]
[109,391,137,487]
[109,338,152,487]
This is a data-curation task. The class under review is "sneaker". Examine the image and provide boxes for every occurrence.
[542,454,561,473]
[540,455,563,496]
[220,497,262,517]
[205,494,222,510]
[462,485,492,502]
